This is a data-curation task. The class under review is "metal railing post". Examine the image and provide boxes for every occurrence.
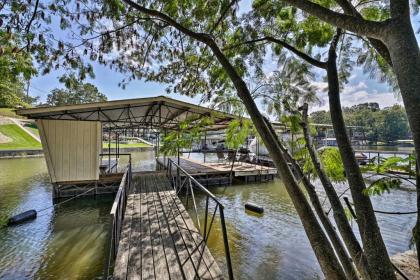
[220,206,234,280]
[169,157,234,279]
[203,196,209,240]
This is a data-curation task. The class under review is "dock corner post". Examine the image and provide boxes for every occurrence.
[219,206,234,280]
[204,131,207,163]
[52,183,57,200]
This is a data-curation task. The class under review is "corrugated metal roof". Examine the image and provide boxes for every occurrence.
[16,95,238,131]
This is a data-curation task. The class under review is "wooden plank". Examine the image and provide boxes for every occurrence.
[155,174,223,279]
[140,176,155,280]
[155,180,197,279]
[127,193,141,280]
[167,190,223,280]
[156,177,213,280]
[150,175,184,279]
[114,173,223,280]
[114,194,135,280]
[163,188,216,280]
[146,176,171,279]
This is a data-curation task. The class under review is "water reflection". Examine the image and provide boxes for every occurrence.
[0,151,417,280]
[186,180,323,279]
[0,157,112,279]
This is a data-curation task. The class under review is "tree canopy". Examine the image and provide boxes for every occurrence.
[310,103,410,143]
[46,75,107,106]
[2,0,420,278]
[0,28,37,108]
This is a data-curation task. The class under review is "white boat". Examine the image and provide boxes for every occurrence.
[249,137,269,156]
[321,138,338,147]
[248,133,295,156]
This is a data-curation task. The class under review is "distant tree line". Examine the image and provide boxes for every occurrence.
[310,103,410,144]
[46,75,107,106]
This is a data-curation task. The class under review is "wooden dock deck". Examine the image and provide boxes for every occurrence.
[157,157,277,185]
[113,172,223,280]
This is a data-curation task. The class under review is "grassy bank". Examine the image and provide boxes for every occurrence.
[0,108,24,119]
[0,124,41,150]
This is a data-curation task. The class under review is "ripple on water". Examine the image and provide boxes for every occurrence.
[1,153,418,280]
[0,157,113,280]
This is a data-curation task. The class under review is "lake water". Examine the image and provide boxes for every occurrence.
[0,151,417,279]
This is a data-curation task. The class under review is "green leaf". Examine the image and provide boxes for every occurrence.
[362,177,401,196]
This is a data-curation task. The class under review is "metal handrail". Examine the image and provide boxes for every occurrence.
[166,158,234,280]
[105,156,132,278]
[99,153,132,174]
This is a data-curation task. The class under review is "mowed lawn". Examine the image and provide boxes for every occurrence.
[0,108,24,119]
[0,124,41,150]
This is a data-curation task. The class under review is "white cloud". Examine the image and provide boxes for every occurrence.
[309,80,403,112]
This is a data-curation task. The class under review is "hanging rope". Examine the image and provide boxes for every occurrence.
[37,187,96,213]
[344,197,417,216]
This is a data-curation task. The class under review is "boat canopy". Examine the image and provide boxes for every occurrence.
[16,95,238,131]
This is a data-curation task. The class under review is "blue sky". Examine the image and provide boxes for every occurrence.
[28,2,419,112]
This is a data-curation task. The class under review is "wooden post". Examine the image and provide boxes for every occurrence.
[156,132,160,158]
[204,131,207,163]
[108,129,111,172]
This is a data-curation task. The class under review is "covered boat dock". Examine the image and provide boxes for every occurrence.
[17,95,263,279]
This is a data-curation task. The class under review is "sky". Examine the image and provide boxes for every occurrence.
[28,2,419,113]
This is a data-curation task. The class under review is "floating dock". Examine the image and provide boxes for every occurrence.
[113,172,222,279]
[156,157,277,185]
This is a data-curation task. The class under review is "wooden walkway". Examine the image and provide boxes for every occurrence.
[157,157,277,185]
[113,172,223,280]
[158,157,225,176]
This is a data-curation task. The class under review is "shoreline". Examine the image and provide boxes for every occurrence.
[0,149,44,159]
[0,146,154,159]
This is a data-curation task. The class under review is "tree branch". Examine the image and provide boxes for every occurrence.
[334,0,392,66]
[121,0,213,44]
[225,36,327,69]
[282,0,388,39]
[210,0,238,34]
[25,0,39,34]
[25,0,40,51]
[65,18,146,52]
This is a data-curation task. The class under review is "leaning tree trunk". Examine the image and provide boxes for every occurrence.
[326,35,396,280]
[263,117,358,280]
[416,160,420,266]
[206,41,347,279]
[117,2,355,277]
[300,103,371,280]
[383,19,420,267]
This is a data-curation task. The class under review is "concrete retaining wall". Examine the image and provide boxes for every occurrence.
[0,149,44,159]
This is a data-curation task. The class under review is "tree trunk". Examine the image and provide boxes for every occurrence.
[300,103,371,279]
[206,41,347,279]
[326,38,396,279]
[265,117,358,279]
[416,160,420,267]
[383,20,420,267]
